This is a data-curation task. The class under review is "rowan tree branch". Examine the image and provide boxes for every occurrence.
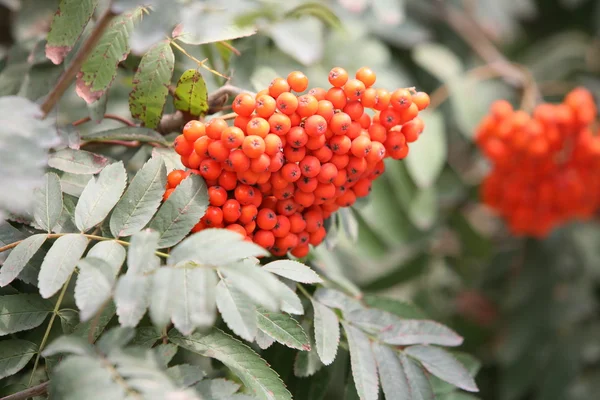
[0,382,49,400]
[72,113,136,127]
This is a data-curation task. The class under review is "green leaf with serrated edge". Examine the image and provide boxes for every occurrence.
[152,147,186,173]
[114,274,151,327]
[166,364,206,387]
[173,69,209,116]
[129,40,174,128]
[54,194,78,233]
[430,352,481,395]
[372,343,413,400]
[127,229,160,274]
[76,8,143,103]
[255,329,274,350]
[404,346,479,392]
[58,309,79,334]
[82,126,169,146]
[74,258,115,322]
[256,308,310,351]
[363,295,428,319]
[42,335,95,357]
[277,280,304,315]
[88,89,108,123]
[312,299,340,365]
[405,110,447,188]
[313,288,363,314]
[376,318,463,347]
[399,353,435,400]
[75,161,127,232]
[48,148,109,175]
[33,172,63,232]
[46,0,98,64]
[130,326,162,348]
[38,234,89,298]
[294,329,322,377]
[169,228,268,267]
[154,343,178,367]
[215,279,257,342]
[0,294,52,335]
[218,260,281,312]
[87,240,126,275]
[341,322,379,400]
[169,328,292,400]
[70,302,116,342]
[0,234,46,286]
[148,174,208,248]
[262,260,323,283]
[109,154,167,238]
[195,378,241,398]
[0,340,37,379]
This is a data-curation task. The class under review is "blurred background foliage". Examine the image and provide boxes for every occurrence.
[2,0,600,399]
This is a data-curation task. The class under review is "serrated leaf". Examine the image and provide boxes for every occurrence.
[148,174,209,248]
[42,335,95,357]
[152,147,185,173]
[218,261,283,312]
[75,161,127,232]
[70,302,116,342]
[48,148,109,175]
[0,234,46,286]
[377,318,463,347]
[274,277,304,315]
[256,308,310,351]
[38,234,89,298]
[74,258,116,322]
[33,172,63,232]
[173,69,209,117]
[398,353,436,400]
[167,364,206,387]
[312,299,340,365]
[255,329,275,350]
[88,89,109,123]
[372,343,413,400]
[293,328,322,377]
[341,322,379,400]
[97,326,136,353]
[0,340,38,379]
[405,110,447,188]
[169,228,268,267]
[114,274,151,327]
[313,287,363,314]
[195,378,241,398]
[46,0,99,64]
[76,8,143,103]
[154,343,178,367]
[262,260,323,283]
[363,295,428,319]
[169,329,292,400]
[126,229,160,274]
[129,40,174,128]
[0,294,52,335]
[215,279,257,342]
[87,240,126,275]
[404,346,479,392]
[82,127,169,146]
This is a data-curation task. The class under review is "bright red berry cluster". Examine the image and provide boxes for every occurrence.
[167,67,430,256]
[476,88,599,237]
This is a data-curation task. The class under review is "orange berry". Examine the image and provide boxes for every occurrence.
[317,100,335,121]
[257,208,277,230]
[330,112,352,135]
[163,188,175,201]
[351,135,372,158]
[308,87,327,101]
[246,117,270,138]
[255,95,277,118]
[281,163,302,182]
[167,170,186,188]
[268,113,292,135]
[254,230,275,249]
[264,134,283,156]
[373,89,391,110]
[276,92,299,115]
[207,140,230,162]
[221,127,245,149]
[269,77,291,98]
[325,87,347,109]
[232,93,256,116]
[222,199,242,222]
[204,206,224,226]
[343,79,366,101]
[174,135,193,156]
[183,120,206,142]
[218,171,237,191]
[206,118,228,139]
[291,244,310,258]
[355,67,376,87]
[296,94,319,117]
[299,155,321,178]
[287,71,309,92]
[251,153,271,173]
[412,91,430,111]
[187,152,202,169]
[226,223,247,237]
[287,126,308,148]
[390,88,412,111]
[328,67,349,87]
[242,135,266,158]
[228,149,251,172]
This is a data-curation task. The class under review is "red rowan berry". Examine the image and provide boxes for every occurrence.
[255,95,277,118]
[299,156,321,178]
[239,204,258,224]
[273,215,291,238]
[276,92,299,115]
[296,94,319,117]
[250,153,271,173]
[254,230,275,249]
[234,115,252,131]
[242,135,266,158]
[245,221,256,235]
[347,156,367,176]
[223,199,242,222]
[191,220,206,233]
[208,140,230,162]
[368,123,387,142]
[373,89,391,110]
[273,182,295,200]
[304,115,328,137]
[343,101,364,121]
[358,112,371,129]
[269,152,285,172]
[314,183,336,201]
[312,145,333,163]
[412,91,430,111]
[308,87,327,101]
[268,113,292,135]
[343,79,366,101]
[218,171,237,191]
[206,118,228,140]
[306,134,327,151]
[281,163,302,182]
[330,135,352,155]
[167,170,186,188]
[402,118,424,143]
[237,169,260,185]
[283,145,306,163]
[221,126,244,149]
[330,113,352,135]
[317,100,335,121]
[264,134,283,156]
[330,154,350,169]
[398,103,420,124]
[228,149,251,172]
[246,117,270,138]
[379,108,402,129]
[325,87,347,110]
[187,152,202,169]
[287,71,309,92]
[353,179,372,197]
[291,244,309,258]
[390,88,412,111]
[269,77,291,98]
[183,120,205,142]
[309,227,327,246]
[208,186,227,206]
[351,135,372,158]
[200,159,222,180]
[232,93,255,116]
[295,190,315,208]
[227,223,247,237]
[204,206,224,226]
[174,135,193,156]
[277,199,298,216]
[355,67,376,87]
[257,208,277,230]
[328,67,349,87]
[193,136,211,158]
[287,126,309,148]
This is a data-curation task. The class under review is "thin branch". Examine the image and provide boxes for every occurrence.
[0,382,49,400]
[72,114,136,127]
[41,6,118,118]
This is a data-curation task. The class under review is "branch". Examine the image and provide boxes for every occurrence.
[0,382,49,400]
[72,113,136,127]
[40,6,118,118]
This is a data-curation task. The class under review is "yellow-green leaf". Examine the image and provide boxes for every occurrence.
[173,69,208,117]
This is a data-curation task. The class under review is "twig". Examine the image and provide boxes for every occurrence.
[72,114,136,127]
[41,6,118,118]
[0,382,49,400]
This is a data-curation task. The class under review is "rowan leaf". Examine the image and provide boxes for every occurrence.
[312,299,340,365]
[0,294,53,335]
[48,148,109,175]
[0,340,38,379]
[215,279,257,342]
[399,353,435,400]
[86,240,126,275]
[0,234,46,287]
[114,274,151,327]
[342,322,379,400]
[82,127,169,146]
[33,172,63,232]
[74,258,116,322]
[173,69,209,117]
[256,308,311,351]
[372,343,413,400]
[126,229,160,275]
[262,260,323,284]
[38,234,89,298]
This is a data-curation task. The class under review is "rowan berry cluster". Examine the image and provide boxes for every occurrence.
[476,88,599,237]
[166,67,430,257]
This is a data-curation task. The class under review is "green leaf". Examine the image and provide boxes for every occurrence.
[268,18,324,66]
[109,158,165,231]
[372,343,413,400]
[43,335,95,357]
[312,299,340,365]
[215,279,257,342]
[363,295,428,319]
[262,260,323,284]
[169,228,268,267]
[0,340,38,379]
[97,326,136,353]
[38,234,89,298]
[285,2,342,29]
[173,69,209,117]
[255,329,275,350]
[33,172,63,232]
[378,318,463,347]
[169,329,292,400]
[126,229,160,274]
[166,364,206,387]
[82,127,169,146]
[405,110,446,188]
[88,90,109,123]
[86,240,126,275]
[313,288,363,315]
[75,161,127,232]
[75,258,116,321]
[0,234,46,287]
[412,43,463,82]
[148,174,209,248]
[76,8,143,103]
[46,0,99,64]
[129,40,174,128]
[70,302,116,342]
[152,147,185,173]
[341,322,379,400]
[130,1,181,54]
[256,308,310,351]
[404,346,479,392]
[195,378,241,398]
[154,343,178,367]
[0,294,52,335]
[114,274,151,327]
[398,353,435,400]
[48,148,110,175]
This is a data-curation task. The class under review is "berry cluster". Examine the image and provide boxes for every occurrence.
[167,67,430,256]
[476,88,598,237]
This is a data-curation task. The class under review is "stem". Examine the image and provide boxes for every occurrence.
[0,382,49,400]
[170,39,229,80]
[220,112,237,120]
[296,283,314,300]
[72,114,136,127]
[28,272,74,387]
[41,6,118,118]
